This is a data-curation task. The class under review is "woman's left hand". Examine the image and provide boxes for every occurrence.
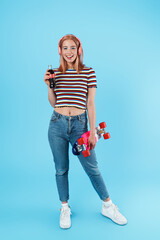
[88,134,96,150]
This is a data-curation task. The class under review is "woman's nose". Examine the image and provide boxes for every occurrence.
[67,49,72,53]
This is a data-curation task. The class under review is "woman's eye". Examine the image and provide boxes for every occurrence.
[63,47,76,49]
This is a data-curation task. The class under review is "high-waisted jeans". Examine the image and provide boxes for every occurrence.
[48,110,110,202]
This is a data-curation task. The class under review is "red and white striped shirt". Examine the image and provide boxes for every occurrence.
[53,66,97,109]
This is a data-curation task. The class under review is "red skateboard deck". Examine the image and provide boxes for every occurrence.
[72,122,110,157]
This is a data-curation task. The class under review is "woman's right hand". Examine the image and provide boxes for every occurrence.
[43,69,51,87]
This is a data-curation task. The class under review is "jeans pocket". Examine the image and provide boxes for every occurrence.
[78,115,88,131]
[50,113,60,122]
[79,114,88,123]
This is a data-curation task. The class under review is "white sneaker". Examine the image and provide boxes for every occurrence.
[101,200,127,225]
[59,205,72,229]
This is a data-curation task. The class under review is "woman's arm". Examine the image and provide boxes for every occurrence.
[87,87,96,149]
[48,85,56,107]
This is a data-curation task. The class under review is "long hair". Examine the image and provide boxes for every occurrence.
[57,34,86,74]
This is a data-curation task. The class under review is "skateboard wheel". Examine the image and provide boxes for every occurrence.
[72,143,80,155]
[103,132,110,139]
[99,122,106,129]
[77,137,85,145]
[82,149,90,157]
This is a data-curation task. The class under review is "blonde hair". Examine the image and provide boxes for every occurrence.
[57,34,86,74]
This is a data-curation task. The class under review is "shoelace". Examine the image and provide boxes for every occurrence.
[111,203,123,219]
[112,203,119,211]
[104,203,121,218]
[60,207,72,218]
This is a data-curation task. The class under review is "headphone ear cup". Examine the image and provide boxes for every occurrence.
[58,46,61,55]
[78,46,82,55]
[58,38,62,55]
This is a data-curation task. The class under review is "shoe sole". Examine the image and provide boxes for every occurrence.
[60,223,71,229]
[101,212,127,225]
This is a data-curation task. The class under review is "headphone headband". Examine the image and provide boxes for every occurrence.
[58,36,82,55]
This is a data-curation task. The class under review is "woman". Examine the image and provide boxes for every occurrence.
[43,34,127,229]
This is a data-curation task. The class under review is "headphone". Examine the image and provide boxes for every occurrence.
[58,36,82,56]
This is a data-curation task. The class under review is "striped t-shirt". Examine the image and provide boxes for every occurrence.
[53,66,97,109]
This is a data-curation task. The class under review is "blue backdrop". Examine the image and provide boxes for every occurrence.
[0,0,160,239]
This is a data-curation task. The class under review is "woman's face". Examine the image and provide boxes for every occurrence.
[61,39,78,67]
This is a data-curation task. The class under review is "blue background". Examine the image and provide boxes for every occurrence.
[0,0,160,239]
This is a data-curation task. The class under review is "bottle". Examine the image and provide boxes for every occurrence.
[48,65,56,88]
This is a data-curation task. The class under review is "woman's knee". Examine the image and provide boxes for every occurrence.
[55,168,69,176]
[86,166,101,177]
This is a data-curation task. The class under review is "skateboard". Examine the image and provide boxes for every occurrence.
[72,122,110,157]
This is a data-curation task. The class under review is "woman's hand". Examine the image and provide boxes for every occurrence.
[43,69,51,87]
[88,133,96,150]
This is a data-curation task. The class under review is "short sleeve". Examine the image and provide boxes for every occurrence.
[87,67,97,88]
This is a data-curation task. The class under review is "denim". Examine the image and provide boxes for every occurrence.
[48,110,110,202]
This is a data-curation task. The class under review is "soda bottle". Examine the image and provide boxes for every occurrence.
[48,65,56,88]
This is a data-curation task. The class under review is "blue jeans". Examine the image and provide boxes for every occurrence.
[48,110,110,202]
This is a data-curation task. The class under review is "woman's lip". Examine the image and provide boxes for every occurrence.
[66,55,73,59]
